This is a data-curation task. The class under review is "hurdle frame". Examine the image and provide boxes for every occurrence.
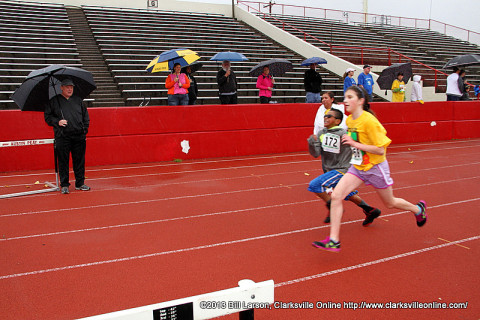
[0,138,59,199]
[78,279,274,320]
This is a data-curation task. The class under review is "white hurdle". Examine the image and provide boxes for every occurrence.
[78,279,274,320]
[0,138,59,199]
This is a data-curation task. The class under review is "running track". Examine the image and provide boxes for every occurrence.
[1,138,479,319]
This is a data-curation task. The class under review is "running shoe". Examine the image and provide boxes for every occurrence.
[61,187,69,194]
[362,208,381,227]
[415,200,427,227]
[312,237,341,252]
[75,185,91,191]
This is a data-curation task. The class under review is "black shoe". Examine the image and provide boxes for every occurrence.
[61,187,69,194]
[362,208,381,226]
[324,201,331,223]
[324,214,331,224]
[75,184,91,191]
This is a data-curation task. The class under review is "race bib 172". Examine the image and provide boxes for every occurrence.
[321,133,340,154]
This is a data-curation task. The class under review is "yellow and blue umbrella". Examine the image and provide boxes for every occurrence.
[146,48,200,73]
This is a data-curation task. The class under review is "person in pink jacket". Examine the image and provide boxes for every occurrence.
[256,66,275,104]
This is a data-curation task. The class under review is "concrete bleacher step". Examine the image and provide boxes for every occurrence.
[65,5,125,107]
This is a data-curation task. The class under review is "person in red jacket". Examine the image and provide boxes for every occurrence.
[256,66,275,104]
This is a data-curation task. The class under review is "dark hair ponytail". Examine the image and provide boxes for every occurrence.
[346,85,376,117]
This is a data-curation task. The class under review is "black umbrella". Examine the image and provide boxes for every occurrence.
[181,61,203,74]
[443,54,480,69]
[249,58,293,77]
[11,64,96,111]
[377,62,412,90]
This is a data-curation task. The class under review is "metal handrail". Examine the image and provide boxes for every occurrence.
[238,1,451,89]
[237,0,480,43]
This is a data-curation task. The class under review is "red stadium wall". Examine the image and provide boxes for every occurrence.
[1,101,479,172]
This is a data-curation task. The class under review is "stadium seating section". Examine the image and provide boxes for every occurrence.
[0,0,479,109]
[260,14,480,92]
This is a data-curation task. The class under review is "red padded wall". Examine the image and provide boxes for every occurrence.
[1,101,479,172]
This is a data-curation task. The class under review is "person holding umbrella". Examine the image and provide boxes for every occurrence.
[165,63,190,106]
[304,63,323,103]
[391,72,406,102]
[256,66,274,104]
[446,67,462,101]
[216,60,238,105]
[44,78,90,194]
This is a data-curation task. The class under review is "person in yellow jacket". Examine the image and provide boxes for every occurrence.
[391,72,405,102]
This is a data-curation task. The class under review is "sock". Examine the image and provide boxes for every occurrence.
[414,205,423,216]
[326,200,331,210]
[329,238,339,244]
[357,200,373,213]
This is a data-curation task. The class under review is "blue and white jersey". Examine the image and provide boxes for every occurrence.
[343,77,356,93]
[357,73,375,95]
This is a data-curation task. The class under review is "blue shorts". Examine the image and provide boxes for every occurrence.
[308,170,358,200]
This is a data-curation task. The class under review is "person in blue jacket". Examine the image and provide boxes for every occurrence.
[343,68,356,94]
[357,64,374,101]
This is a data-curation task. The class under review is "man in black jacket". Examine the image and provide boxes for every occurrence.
[304,63,323,103]
[216,60,238,104]
[44,78,90,194]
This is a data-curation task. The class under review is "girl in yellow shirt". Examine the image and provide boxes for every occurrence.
[312,86,427,252]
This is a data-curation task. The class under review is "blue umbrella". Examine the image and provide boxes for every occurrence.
[301,57,327,66]
[210,51,248,62]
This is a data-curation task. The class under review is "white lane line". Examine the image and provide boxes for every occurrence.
[0,168,324,189]
[0,200,318,241]
[1,197,479,280]
[275,235,480,288]
[0,183,307,218]
[1,171,479,220]
[1,175,479,241]
[1,139,478,179]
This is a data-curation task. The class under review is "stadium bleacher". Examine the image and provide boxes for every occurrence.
[259,13,480,92]
[0,0,81,108]
[1,0,479,109]
[81,5,345,106]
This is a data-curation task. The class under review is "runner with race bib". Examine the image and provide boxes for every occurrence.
[307,108,381,226]
[312,86,428,253]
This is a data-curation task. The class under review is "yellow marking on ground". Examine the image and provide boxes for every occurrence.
[438,238,470,250]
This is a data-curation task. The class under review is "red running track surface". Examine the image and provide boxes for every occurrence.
[1,138,479,319]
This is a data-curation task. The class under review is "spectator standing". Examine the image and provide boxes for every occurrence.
[216,60,238,104]
[410,75,423,103]
[184,65,198,105]
[44,78,90,194]
[357,64,375,102]
[165,63,190,106]
[343,68,356,94]
[304,63,323,103]
[313,91,347,135]
[446,67,462,101]
[458,70,470,100]
[391,72,406,102]
[256,66,274,104]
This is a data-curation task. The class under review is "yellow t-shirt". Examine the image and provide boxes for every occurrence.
[346,111,391,171]
[391,79,405,102]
